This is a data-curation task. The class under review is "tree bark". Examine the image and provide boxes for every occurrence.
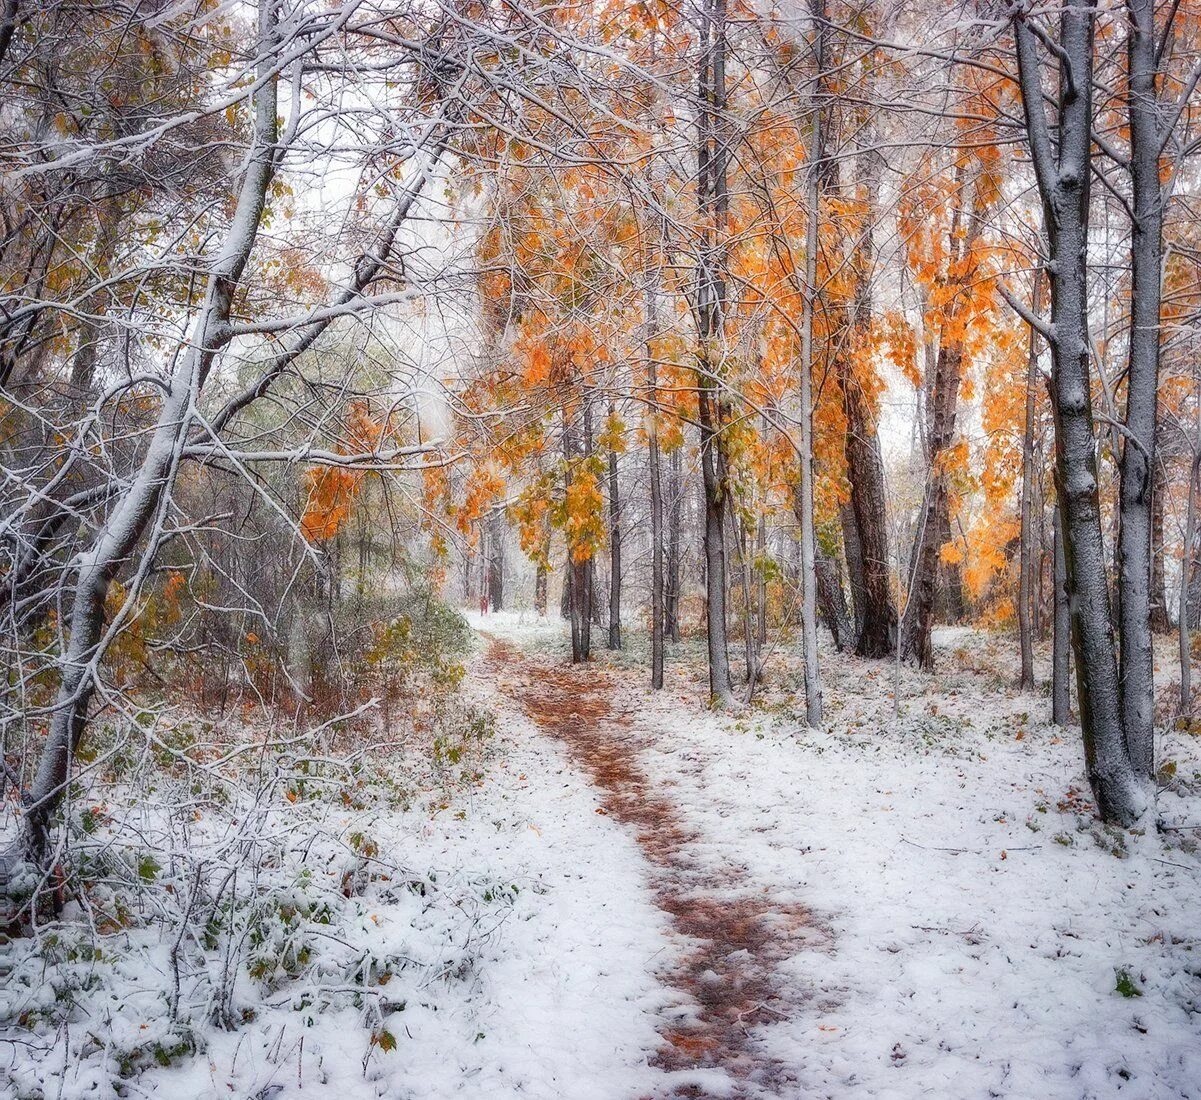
[1013,0,1145,824]
[647,304,666,688]
[1150,455,1171,633]
[1053,505,1072,726]
[607,399,622,649]
[796,0,824,724]
[1116,0,1162,780]
[832,138,895,659]
[1018,271,1045,690]
[487,509,504,612]
[901,341,964,669]
[694,0,733,705]
[667,444,682,641]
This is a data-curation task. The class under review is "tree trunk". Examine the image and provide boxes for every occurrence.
[535,560,548,617]
[901,341,964,669]
[487,509,504,612]
[840,503,865,648]
[795,0,824,724]
[17,2,281,864]
[607,400,622,649]
[694,0,733,705]
[835,141,895,660]
[1018,271,1044,690]
[1116,0,1162,780]
[1053,505,1072,726]
[1150,455,1171,633]
[1013,1,1145,824]
[1183,451,1199,715]
[667,444,682,641]
[648,323,666,688]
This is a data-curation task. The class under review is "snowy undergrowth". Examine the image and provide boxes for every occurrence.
[607,626,1201,1100]
[0,639,668,1100]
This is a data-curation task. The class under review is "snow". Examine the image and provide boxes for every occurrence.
[1,641,668,1100]
[5,614,1201,1099]
[607,626,1201,1099]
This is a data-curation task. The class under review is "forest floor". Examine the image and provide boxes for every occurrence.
[6,614,1201,1100]
[467,611,1201,1100]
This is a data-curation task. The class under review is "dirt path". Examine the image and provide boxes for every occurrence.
[485,637,817,1099]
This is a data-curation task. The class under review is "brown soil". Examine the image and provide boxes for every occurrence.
[485,637,818,1099]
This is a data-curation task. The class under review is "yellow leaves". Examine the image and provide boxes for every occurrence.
[459,461,506,537]
[298,400,385,542]
[556,456,606,563]
[300,466,359,542]
[598,411,627,454]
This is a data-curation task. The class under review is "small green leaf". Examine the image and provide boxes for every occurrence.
[1114,969,1142,998]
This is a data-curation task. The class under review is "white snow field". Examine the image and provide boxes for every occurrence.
[4,612,1200,1099]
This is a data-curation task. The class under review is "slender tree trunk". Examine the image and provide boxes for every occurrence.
[1013,1,1144,823]
[796,0,824,723]
[607,400,622,649]
[581,400,595,656]
[1117,0,1162,780]
[563,409,586,662]
[1183,452,1199,715]
[1053,505,1072,726]
[667,445,682,641]
[694,0,733,705]
[732,510,758,693]
[648,339,666,688]
[757,509,768,647]
[487,509,504,612]
[1018,272,1044,690]
[1150,455,1171,633]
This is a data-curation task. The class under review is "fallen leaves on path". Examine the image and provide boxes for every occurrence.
[486,638,818,1099]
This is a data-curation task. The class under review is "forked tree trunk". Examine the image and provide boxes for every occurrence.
[901,341,964,669]
[820,100,895,660]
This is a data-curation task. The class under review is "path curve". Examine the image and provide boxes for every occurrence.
[485,637,818,1099]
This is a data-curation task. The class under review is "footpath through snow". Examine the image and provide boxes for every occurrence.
[473,612,1201,1100]
[8,613,1201,1100]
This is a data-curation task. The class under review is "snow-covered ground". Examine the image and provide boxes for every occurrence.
[612,630,1201,1099]
[6,613,1201,1099]
[1,642,668,1100]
